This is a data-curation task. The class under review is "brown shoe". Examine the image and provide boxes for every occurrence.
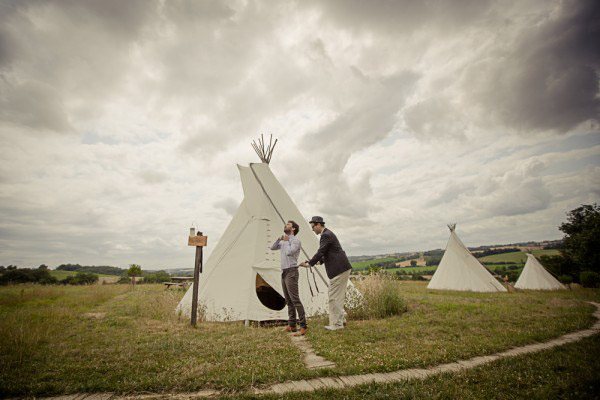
[294,327,308,336]
[284,325,297,333]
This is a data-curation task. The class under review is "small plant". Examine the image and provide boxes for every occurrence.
[558,275,573,284]
[580,271,600,288]
[61,272,98,285]
[127,264,142,287]
[346,273,407,320]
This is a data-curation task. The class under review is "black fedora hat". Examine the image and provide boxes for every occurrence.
[309,216,325,224]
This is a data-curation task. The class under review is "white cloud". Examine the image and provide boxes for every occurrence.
[0,0,598,268]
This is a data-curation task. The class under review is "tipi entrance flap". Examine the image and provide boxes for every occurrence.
[252,266,283,295]
[255,272,286,311]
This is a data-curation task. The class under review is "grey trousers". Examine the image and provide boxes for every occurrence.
[281,267,306,327]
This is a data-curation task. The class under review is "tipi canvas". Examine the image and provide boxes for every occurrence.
[428,225,507,292]
[514,254,565,290]
[177,162,332,321]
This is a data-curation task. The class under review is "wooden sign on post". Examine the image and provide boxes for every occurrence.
[188,229,207,327]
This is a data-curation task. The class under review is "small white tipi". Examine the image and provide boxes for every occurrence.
[514,253,565,290]
[428,224,507,292]
[177,138,340,321]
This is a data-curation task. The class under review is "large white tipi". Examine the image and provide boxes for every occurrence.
[428,224,507,292]
[514,253,565,290]
[177,139,333,322]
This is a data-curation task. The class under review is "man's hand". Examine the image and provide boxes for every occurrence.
[282,234,289,241]
[299,261,310,268]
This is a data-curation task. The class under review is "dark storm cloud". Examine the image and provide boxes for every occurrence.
[464,0,599,134]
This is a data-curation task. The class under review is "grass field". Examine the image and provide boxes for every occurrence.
[351,257,402,270]
[1,282,598,397]
[48,270,118,279]
[478,249,560,264]
[386,266,436,274]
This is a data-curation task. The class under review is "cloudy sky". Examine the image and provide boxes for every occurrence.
[1,0,598,269]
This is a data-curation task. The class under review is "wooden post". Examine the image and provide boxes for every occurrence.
[188,230,208,327]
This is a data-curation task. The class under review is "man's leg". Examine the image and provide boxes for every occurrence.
[286,268,306,328]
[328,269,351,328]
[281,269,297,327]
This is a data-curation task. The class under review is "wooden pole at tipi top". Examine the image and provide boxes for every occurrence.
[188,228,207,327]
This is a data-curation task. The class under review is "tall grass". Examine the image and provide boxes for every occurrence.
[347,273,407,320]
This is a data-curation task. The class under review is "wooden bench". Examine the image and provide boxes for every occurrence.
[163,282,186,289]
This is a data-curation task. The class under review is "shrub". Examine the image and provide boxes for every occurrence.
[580,271,600,288]
[346,273,407,320]
[143,271,171,284]
[61,272,99,285]
[0,268,58,285]
[558,275,573,284]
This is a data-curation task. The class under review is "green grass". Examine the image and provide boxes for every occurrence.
[478,249,560,264]
[226,335,600,399]
[1,282,598,397]
[48,270,117,279]
[351,257,402,270]
[386,264,522,275]
[385,266,437,274]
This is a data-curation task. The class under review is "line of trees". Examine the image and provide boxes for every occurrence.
[0,264,173,286]
[0,265,98,285]
[541,204,600,287]
[56,264,125,275]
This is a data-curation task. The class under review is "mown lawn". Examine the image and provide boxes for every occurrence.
[0,282,598,397]
[228,335,600,399]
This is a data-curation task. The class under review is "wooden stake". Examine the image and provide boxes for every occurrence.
[189,231,207,327]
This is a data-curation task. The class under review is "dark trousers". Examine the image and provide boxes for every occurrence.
[281,267,306,327]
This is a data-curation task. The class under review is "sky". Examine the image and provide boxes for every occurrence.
[0,0,598,270]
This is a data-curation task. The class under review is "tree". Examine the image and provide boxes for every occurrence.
[559,204,600,273]
[61,272,98,285]
[410,260,417,267]
[127,264,142,287]
[143,270,171,284]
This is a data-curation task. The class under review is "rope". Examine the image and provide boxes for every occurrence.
[249,163,328,292]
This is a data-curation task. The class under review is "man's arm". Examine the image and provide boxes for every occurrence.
[308,233,332,266]
[270,238,282,250]
[286,236,301,256]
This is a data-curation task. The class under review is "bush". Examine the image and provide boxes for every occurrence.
[61,272,99,285]
[505,270,520,282]
[0,268,58,285]
[143,271,171,284]
[580,271,600,288]
[346,273,407,320]
[558,275,573,284]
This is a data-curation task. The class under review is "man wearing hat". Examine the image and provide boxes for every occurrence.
[301,216,352,331]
